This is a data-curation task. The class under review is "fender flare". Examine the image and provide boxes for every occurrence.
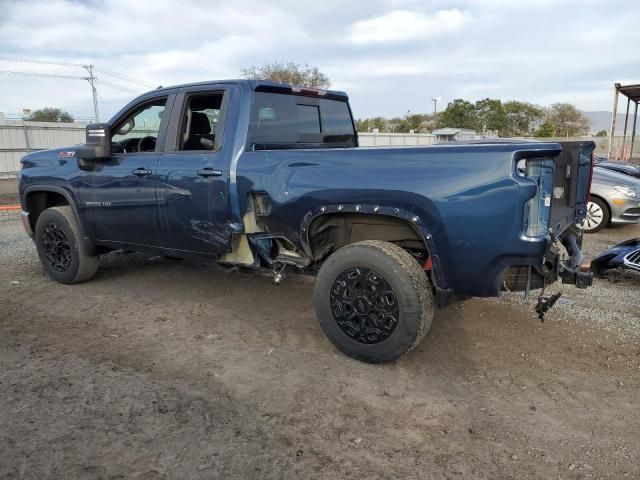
[23,185,93,250]
[299,203,448,290]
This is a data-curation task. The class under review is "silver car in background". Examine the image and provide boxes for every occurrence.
[584,166,640,233]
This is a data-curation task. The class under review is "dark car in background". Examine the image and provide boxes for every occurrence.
[594,155,640,179]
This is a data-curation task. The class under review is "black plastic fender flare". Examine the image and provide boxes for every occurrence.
[299,202,449,291]
[23,184,94,252]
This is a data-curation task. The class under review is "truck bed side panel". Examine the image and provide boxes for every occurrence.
[236,143,563,297]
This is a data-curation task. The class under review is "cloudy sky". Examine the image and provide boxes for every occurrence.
[0,0,638,121]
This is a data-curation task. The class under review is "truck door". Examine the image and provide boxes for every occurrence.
[155,88,233,254]
[78,94,174,247]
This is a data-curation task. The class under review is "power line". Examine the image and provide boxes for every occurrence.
[98,78,142,95]
[0,70,88,80]
[0,67,100,121]
[93,66,154,88]
[0,56,85,67]
[0,57,154,122]
[0,57,154,88]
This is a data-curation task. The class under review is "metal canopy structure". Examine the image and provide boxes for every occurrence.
[608,83,639,160]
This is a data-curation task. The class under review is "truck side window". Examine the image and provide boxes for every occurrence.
[248,92,356,150]
[178,93,224,151]
[111,99,167,153]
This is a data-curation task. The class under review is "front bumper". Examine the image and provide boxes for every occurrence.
[610,198,640,224]
[591,238,640,274]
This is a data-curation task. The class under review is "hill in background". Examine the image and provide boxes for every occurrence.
[583,111,638,134]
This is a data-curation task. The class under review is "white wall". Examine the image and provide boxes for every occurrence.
[0,120,86,178]
[358,132,436,147]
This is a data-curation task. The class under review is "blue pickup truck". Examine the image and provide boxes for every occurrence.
[19,80,595,362]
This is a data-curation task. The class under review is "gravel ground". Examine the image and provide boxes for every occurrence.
[0,212,639,479]
[0,178,18,205]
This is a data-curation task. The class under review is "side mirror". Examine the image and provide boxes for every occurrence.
[76,123,111,160]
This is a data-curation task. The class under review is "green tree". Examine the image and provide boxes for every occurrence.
[595,130,608,137]
[403,113,434,133]
[436,99,477,130]
[544,103,590,137]
[27,107,74,123]
[534,120,555,137]
[503,101,545,137]
[475,98,507,135]
[241,62,330,88]
[355,118,369,131]
[369,117,387,132]
[356,113,435,133]
[387,117,404,133]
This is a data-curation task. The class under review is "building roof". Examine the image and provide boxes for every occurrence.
[432,127,476,135]
[617,83,640,103]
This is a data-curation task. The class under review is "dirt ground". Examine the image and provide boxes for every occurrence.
[0,212,638,480]
[0,179,19,206]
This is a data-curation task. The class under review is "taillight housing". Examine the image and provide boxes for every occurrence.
[517,158,554,237]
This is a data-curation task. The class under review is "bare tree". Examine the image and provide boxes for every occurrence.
[544,103,591,137]
[241,62,330,88]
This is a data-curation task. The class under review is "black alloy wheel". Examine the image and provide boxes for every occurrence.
[34,206,100,284]
[330,267,400,344]
[41,222,72,272]
[314,240,434,363]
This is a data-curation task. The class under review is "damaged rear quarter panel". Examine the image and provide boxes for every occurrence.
[234,143,562,297]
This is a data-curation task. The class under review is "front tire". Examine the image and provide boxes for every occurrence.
[34,206,99,284]
[314,240,433,363]
[583,197,610,233]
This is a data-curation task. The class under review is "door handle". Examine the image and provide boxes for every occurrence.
[132,168,152,177]
[197,167,223,177]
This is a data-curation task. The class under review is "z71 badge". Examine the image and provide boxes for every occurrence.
[58,151,76,158]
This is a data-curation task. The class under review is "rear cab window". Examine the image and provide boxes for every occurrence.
[248,90,357,150]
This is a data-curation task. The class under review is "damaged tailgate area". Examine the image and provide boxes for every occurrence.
[503,141,595,299]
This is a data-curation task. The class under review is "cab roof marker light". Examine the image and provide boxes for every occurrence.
[291,86,327,96]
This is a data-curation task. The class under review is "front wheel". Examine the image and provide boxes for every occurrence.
[314,240,433,363]
[34,206,99,284]
[583,197,610,233]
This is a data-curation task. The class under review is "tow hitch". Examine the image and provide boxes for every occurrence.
[558,233,593,288]
[529,232,593,322]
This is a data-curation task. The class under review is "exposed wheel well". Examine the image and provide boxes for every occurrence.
[307,213,428,261]
[26,191,69,232]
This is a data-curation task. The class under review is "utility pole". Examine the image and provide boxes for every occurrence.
[0,57,152,123]
[431,96,441,117]
[83,64,99,122]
